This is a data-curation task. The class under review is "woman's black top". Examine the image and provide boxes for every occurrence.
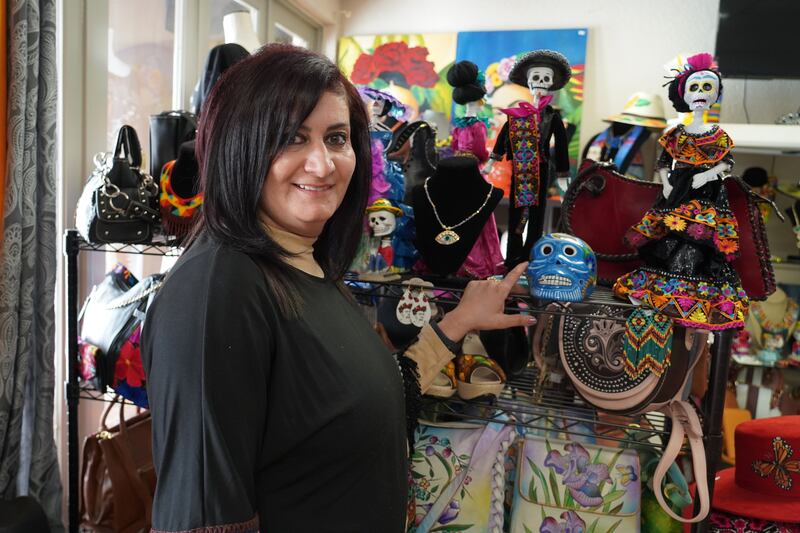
[142,235,408,532]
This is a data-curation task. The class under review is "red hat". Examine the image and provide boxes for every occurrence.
[710,415,800,524]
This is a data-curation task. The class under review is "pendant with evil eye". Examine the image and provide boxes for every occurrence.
[435,230,460,245]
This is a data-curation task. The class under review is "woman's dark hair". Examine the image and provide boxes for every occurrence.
[446,60,486,105]
[192,43,371,314]
[667,69,723,113]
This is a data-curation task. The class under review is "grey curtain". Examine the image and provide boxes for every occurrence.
[0,0,61,531]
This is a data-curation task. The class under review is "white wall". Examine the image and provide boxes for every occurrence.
[340,0,800,142]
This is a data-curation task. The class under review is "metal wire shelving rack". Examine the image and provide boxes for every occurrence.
[64,231,731,533]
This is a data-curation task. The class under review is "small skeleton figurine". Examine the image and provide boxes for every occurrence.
[362,198,403,280]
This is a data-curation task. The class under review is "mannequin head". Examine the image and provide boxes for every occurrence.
[222,11,260,53]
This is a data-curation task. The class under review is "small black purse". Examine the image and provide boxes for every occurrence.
[76,125,160,244]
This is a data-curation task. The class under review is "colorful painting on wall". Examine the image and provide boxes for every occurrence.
[337,29,588,196]
[337,33,457,126]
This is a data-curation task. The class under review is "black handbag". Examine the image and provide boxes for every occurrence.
[75,125,161,244]
[149,110,197,178]
[80,263,164,395]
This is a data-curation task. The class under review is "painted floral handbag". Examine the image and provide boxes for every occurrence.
[408,420,515,533]
[509,436,641,533]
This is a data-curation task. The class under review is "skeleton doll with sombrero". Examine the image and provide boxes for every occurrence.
[485,50,572,267]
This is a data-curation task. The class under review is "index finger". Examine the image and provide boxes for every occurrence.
[501,262,529,292]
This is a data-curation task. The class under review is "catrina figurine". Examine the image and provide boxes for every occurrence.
[614,53,748,330]
[485,50,572,267]
[351,88,419,274]
[359,86,409,205]
[446,60,490,163]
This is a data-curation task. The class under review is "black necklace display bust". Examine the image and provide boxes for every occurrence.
[412,156,503,276]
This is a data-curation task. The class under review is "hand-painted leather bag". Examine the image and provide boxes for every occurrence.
[509,436,642,532]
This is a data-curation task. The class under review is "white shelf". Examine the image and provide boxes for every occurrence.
[720,123,800,156]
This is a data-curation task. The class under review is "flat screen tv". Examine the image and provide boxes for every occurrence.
[716,0,800,79]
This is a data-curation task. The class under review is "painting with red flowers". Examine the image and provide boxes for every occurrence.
[338,34,457,125]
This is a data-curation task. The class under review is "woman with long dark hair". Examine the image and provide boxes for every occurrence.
[142,44,532,532]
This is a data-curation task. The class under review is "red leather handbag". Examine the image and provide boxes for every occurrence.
[561,160,777,300]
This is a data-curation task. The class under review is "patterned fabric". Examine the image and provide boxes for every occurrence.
[453,116,490,129]
[615,267,748,330]
[78,340,101,388]
[709,510,800,533]
[451,120,489,163]
[372,129,405,204]
[659,125,734,165]
[0,1,62,532]
[623,309,673,379]
[507,114,541,208]
[626,199,741,261]
[149,515,260,533]
[615,123,747,331]
[113,325,149,409]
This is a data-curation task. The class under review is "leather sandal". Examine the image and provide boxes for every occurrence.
[426,361,457,398]
[456,333,507,400]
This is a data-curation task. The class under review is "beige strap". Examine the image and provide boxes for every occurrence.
[653,400,709,523]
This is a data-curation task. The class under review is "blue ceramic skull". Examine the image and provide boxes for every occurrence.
[528,233,597,301]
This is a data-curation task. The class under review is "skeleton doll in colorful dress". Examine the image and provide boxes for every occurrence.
[485,50,572,267]
[614,53,748,330]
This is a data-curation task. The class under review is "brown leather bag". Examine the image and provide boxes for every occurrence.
[80,397,155,533]
[534,302,711,523]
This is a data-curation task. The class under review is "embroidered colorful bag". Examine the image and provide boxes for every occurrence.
[509,436,641,532]
[408,421,515,533]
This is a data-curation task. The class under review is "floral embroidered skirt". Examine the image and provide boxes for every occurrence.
[614,198,749,330]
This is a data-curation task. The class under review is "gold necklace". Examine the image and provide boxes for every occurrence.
[424,177,494,245]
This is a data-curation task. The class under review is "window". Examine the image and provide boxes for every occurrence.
[267,0,318,49]
[106,0,174,150]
